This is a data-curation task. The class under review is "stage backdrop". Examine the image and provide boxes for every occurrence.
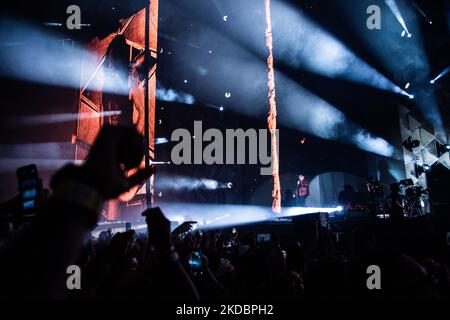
[73,1,158,219]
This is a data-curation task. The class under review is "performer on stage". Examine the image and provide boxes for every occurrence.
[296,175,309,206]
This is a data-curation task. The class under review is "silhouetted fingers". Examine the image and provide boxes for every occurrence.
[85,125,144,170]
[126,165,155,189]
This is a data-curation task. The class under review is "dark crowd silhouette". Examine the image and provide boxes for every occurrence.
[0,126,449,300]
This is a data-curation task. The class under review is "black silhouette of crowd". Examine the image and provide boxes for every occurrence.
[0,126,449,300]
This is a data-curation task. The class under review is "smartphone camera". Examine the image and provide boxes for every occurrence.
[188,250,202,273]
[16,164,42,214]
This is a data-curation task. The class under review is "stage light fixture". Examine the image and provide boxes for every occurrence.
[227,182,233,189]
[412,1,433,25]
[402,138,420,152]
[430,66,450,85]
[225,92,231,98]
[154,137,169,145]
[414,163,431,177]
[385,0,411,39]
[404,82,410,89]
[436,142,450,157]
[219,106,224,111]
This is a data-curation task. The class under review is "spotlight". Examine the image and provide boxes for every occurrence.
[225,92,231,98]
[156,176,232,191]
[208,50,213,54]
[154,137,169,145]
[150,161,171,165]
[414,163,431,177]
[404,82,410,89]
[412,2,433,26]
[408,93,414,99]
[436,142,450,157]
[156,85,195,105]
[44,22,63,27]
[401,30,406,37]
[171,216,186,223]
[183,79,188,83]
[430,66,450,85]
[407,33,412,38]
[385,0,411,39]
[223,15,228,22]
[219,106,224,111]
[283,206,345,217]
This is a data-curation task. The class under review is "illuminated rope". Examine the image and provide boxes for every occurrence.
[265,0,281,213]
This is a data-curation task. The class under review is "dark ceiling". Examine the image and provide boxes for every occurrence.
[0,0,449,200]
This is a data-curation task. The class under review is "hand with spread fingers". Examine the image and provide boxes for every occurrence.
[50,126,155,223]
[82,125,155,199]
[172,221,197,237]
